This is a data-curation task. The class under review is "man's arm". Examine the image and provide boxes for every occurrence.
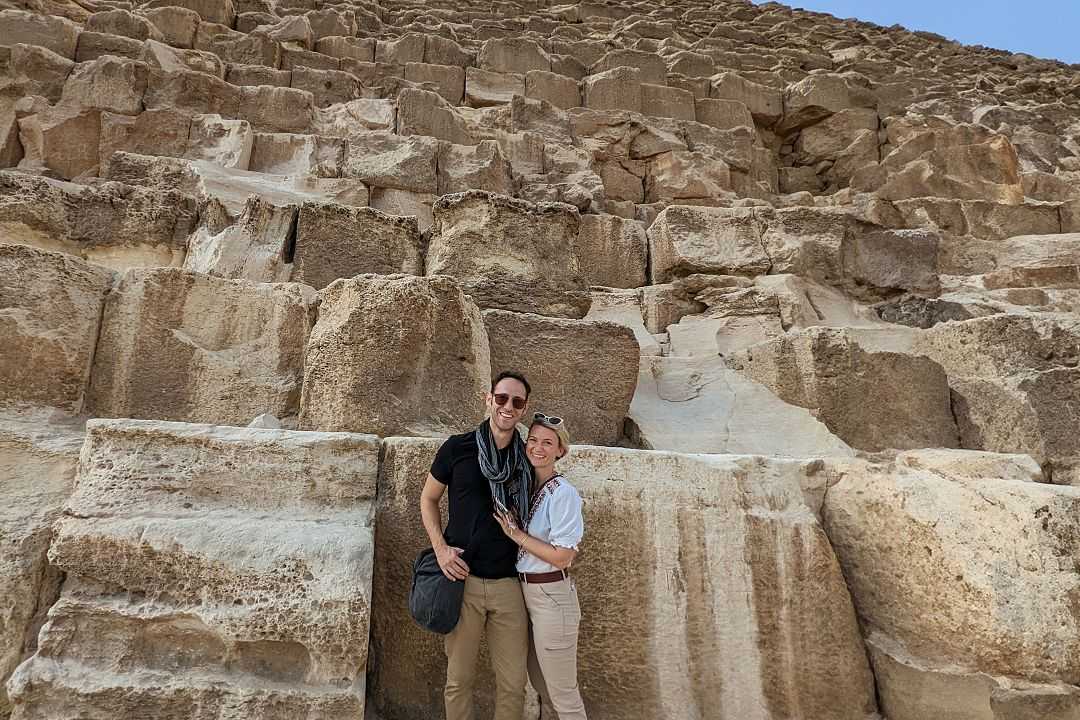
[420,473,470,581]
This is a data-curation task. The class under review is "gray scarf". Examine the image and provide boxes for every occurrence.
[475,420,530,527]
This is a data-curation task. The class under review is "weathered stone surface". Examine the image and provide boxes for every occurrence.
[0,171,196,268]
[583,66,642,113]
[483,310,638,445]
[372,438,876,720]
[292,203,423,289]
[525,69,580,109]
[729,327,958,452]
[299,274,490,437]
[0,244,112,413]
[823,451,1080,690]
[436,139,514,195]
[403,62,465,105]
[183,195,295,283]
[141,6,199,49]
[646,149,733,202]
[465,66,524,107]
[0,413,82,717]
[648,205,770,283]
[427,191,589,318]
[59,55,148,116]
[85,269,317,425]
[315,98,396,136]
[186,113,253,168]
[574,213,648,289]
[478,37,551,75]
[8,417,376,719]
[342,131,438,193]
[711,71,782,126]
[17,104,101,179]
[0,10,80,59]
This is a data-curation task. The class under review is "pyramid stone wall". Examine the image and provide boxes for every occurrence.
[2,0,1080,718]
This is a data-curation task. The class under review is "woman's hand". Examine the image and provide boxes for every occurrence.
[493,510,522,544]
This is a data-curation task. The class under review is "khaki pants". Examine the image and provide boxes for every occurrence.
[522,578,587,720]
[445,576,528,720]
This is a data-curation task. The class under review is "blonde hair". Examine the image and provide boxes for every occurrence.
[529,415,571,459]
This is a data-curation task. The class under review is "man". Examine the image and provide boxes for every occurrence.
[420,370,533,720]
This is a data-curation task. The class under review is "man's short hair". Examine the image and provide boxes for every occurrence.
[491,370,531,398]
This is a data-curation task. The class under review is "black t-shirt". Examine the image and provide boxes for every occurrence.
[429,431,519,579]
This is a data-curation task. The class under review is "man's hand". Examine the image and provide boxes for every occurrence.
[436,545,469,581]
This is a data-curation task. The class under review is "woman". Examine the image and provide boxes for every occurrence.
[493,412,587,720]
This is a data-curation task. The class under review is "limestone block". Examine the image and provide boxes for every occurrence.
[711,71,782,126]
[574,213,647,289]
[140,6,199,49]
[695,98,755,131]
[249,131,342,176]
[0,170,195,268]
[437,140,514,195]
[298,274,490,437]
[315,36,375,62]
[85,269,317,425]
[314,98,396,136]
[823,453,1080,686]
[913,314,1080,464]
[58,54,147,115]
[140,39,224,77]
[374,33,426,66]
[305,8,355,40]
[183,196,295,283]
[282,47,340,73]
[238,85,315,133]
[141,0,235,26]
[728,327,958,452]
[478,37,551,75]
[524,69,581,109]
[428,191,590,318]
[342,131,438,193]
[465,66,525,107]
[646,150,732,202]
[17,105,100,179]
[211,32,281,68]
[7,417,376,718]
[74,31,144,63]
[795,108,879,161]
[984,232,1080,289]
[641,83,695,121]
[403,62,465,105]
[584,288,660,356]
[483,310,638,445]
[261,15,313,50]
[668,50,716,78]
[647,205,769,283]
[369,188,433,232]
[583,66,642,113]
[0,414,82,716]
[4,44,74,103]
[841,227,940,295]
[291,66,360,108]
[590,48,667,85]
[371,438,875,719]
[185,113,253,169]
[86,9,162,41]
[0,10,80,59]
[424,34,474,68]
[225,62,290,87]
[395,88,474,145]
[682,121,755,172]
[144,67,242,117]
[780,74,877,135]
[0,245,113,413]
[292,203,422,289]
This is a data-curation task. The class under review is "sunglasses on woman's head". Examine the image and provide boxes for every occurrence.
[493,393,527,410]
[533,412,563,425]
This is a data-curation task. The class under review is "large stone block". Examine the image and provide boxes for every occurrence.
[729,327,958,452]
[144,67,242,118]
[477,37,551,75]
[183,195,295,283]
[823,451,1080,691]
[298,274,490,437]
[403,62,465,105]
[913,314,1080,464]
[59,54,148,116]
[436,140,514,195]
[583,66,642,113]
[239,85,316,134]
[427,191,590,318]
[17,104,101,179]
[0,171,196,269]
[482,310,638,445]
[85,269,317,425]
[99,107,192,174]
[647,205,770,283]
[371,438,878,720]
[465,66,525,107]
[711,72,782,126]
[342,131,438,194]
[7,418,376,719]
[0,10,80,59]
[0,414,83,717]
[292,203,423,290]
[573,213,647,289]
[0,245,113,414]
[395,88,474,144]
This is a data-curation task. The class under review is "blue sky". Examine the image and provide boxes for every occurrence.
[753,1,1080,64]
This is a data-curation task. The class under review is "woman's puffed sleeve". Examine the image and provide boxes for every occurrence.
[548,483,584,550]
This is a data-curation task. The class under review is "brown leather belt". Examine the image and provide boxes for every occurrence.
[518,570,568,584]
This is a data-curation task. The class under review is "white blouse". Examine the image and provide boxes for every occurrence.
[517,474,585,574]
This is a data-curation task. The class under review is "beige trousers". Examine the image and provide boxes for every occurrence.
[522,578,587,720]
[445,575,529,720]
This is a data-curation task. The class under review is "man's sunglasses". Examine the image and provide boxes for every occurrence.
[493,393,526,410]
[533,412,563,425]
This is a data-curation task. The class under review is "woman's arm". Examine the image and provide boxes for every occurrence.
[493,511,578,570]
